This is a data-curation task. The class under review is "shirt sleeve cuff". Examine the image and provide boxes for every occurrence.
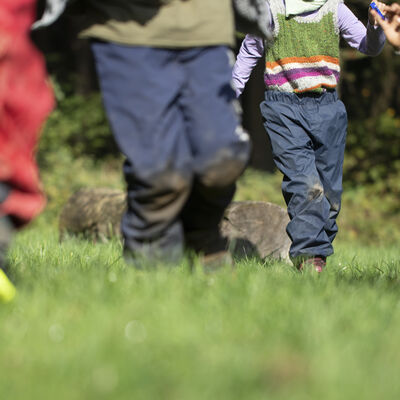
[366,21,382,32]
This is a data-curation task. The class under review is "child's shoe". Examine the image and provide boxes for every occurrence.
[186,229,233,272]
[201,250,233,272]
[299,256,326,273]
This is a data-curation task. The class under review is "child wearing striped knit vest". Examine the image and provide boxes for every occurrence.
[233,0,386,271]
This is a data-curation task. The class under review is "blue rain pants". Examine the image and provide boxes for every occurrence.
[91,42,250,262]
[260,90,347,260]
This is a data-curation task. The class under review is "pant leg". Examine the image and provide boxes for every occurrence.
[91,42,193,262]
[179,47,250,188]
[260,91,334,259]
[312,98,347,244]
[0,184,13,271]
[177,47,251,252]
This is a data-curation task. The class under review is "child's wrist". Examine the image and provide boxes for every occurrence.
[367,19,379,29]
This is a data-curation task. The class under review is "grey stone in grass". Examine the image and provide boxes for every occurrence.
[59,187,126,242]
[59,188,291,261]
[221,201,291,262]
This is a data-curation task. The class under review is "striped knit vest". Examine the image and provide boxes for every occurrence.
[265,0,341,93]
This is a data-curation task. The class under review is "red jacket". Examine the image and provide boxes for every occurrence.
[0,0,54,225]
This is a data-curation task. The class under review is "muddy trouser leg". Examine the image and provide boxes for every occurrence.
[0,183,13,271]
[91,42,194,263]
[182,183,236,254]
[176,46,251,254]
[0,191,15,303]
[314,98,347,245]
[0,182,15,302]
[260,90,347,260]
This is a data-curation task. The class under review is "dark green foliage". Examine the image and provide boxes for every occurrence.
[339,4,400,192]
[38,93,119,167]
[345,110,400,191]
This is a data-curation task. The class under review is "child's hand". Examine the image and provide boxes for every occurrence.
[371,3,400,48]
[368,1,387,25]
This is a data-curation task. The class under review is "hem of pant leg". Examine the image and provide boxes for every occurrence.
[290,252,331,267]
[123,244,183,269]
[0,215,15,274]
[290,247,334,259]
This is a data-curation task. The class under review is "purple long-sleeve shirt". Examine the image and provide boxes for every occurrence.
[233,3,386,95]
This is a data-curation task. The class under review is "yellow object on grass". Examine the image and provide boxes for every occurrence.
[0,269,16,303]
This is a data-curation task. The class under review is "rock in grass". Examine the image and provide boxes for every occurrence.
[221,201,290,261]
[59,187,126,242]
[59,188,291,261]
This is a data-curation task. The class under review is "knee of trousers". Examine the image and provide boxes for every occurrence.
[137,168,192,200]
[197,140,251,188]
[125,168,193,232]
[284,177,326,211]
[324,190,342,213]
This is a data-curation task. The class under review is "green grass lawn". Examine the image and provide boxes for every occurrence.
[1,222,400,400]
[1,163,400,399]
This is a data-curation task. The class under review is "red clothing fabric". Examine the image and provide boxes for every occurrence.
[0,0,54,225]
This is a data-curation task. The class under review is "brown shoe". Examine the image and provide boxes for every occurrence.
[185,229,228,254]
[298,256,326,273]
[185,229,233,272]
[201,250,233,272]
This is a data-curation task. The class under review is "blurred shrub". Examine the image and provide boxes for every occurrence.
[344,110,400,196]
[37,90,123,225]
[39,153,124,225]
[38,93,119,167]
[338,183,400,245]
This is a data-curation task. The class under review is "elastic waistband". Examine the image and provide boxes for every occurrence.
[264,90,338,105]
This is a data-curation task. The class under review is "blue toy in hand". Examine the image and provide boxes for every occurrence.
[370,2,386,20]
